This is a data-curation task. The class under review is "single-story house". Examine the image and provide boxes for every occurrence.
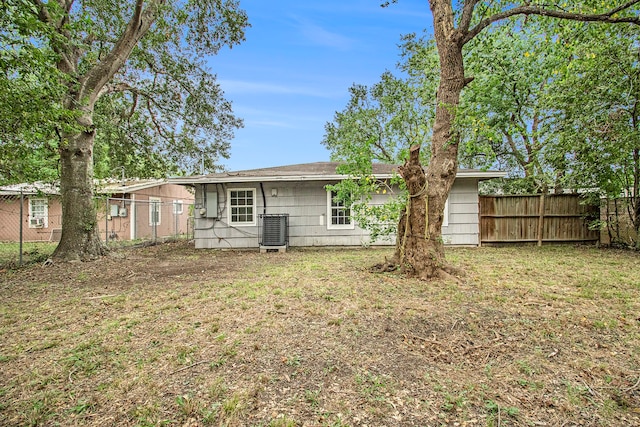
[0,182,61,242]
[0,180,194,242]
[169,162,506,250]
[97,179,194,242]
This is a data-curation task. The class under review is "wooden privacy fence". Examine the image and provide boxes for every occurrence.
[479,194,600,246]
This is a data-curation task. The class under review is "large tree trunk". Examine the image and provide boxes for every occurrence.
[42,0,160,262]
[384,0,640,276]
[394,145,452,279]
[632,147,640,249]
[388,1,467,279]
[52,110,106,261]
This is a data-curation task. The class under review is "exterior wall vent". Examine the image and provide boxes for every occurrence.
[259,214,289,252]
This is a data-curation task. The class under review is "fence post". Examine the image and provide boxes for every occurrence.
[537,193,546,247]
[175,202,179,238]
[19,190,23,266]
[105,198,109,244]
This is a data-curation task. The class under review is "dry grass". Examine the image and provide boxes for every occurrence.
[0,242,639,427]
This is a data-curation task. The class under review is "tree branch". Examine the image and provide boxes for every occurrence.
[142,54,199,99]
[607,0,640,16]
[373,138,394,163]
[146,97,169,140]
[459,0,480,32]
[80,0,165,105]
[58,0,74,29]
[30,0,76,73]
[463,2,640,46]
[98,82,136,97]
[127,91,139,121]
[30,0,53,25]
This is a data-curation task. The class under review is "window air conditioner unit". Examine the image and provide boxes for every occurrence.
[30,217,44,227]
[260,214,289,247]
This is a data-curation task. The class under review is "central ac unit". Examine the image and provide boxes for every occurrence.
[30,217,44,227]
[260,214,289,247]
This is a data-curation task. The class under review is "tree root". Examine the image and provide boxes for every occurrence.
[369,255,400,273]
[369,261,398,273]
[429,264,464,283]
[369,257,464,282]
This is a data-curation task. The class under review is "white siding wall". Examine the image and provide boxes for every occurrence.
[193,178,480,249]
[443,178,480,246]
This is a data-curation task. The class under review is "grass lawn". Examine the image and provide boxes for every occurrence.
[0,242,56,269]
[0,242,638,426]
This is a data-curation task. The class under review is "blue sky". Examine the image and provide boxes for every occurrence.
[208,0,433,172]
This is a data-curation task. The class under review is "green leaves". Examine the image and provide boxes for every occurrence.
[546,22,640,198]
[457,19,551,179]
[0,1,76,183]
[323,68,434,167]
[321,46,436,239]
[0,0,249,182]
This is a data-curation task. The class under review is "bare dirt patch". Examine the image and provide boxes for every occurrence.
[1,242,639,426]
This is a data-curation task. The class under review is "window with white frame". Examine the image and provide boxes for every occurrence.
[173,200,184,215]
[29,198,48,228]
[149,197,161,226]
[228,189,255,226]
[327,190,354,230]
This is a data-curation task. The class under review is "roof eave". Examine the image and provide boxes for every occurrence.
[169,174,383,184]
[169,170,507,185]
[455,170,508,180]
[96,180,168,194]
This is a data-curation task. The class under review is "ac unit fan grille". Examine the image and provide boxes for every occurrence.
[260,214,288,247]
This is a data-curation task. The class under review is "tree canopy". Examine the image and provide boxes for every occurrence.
[325,0,640,278]
[0,0,248,184]
[1,0,249,260]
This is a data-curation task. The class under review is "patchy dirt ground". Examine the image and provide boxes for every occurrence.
[0,241,639,427]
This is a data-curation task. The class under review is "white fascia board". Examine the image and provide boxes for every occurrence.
[455,170,508,180]
[168,173,397,185]
[168,170,505,185]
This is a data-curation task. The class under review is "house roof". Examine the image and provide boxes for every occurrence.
[0,179,170,196]
[97,179,168,194]
[0,182,59,196]
[168,162,507,185]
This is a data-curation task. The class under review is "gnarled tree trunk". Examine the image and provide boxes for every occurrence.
[384,0,640,278]
[394,145,448,279]
[389,1,467,279]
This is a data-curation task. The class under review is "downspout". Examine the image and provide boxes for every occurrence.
[203,183,207,214]
[259,182,267,215]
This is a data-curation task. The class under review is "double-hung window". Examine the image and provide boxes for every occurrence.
[228,189,256,226]
[29,198,48,228]
[327,190,354,230]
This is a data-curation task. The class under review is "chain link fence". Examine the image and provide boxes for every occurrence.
[98,197,194,248]
[0,192,194,267]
